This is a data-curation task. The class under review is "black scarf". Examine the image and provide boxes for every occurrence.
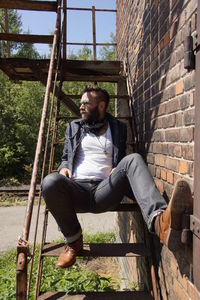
[82,118,107,134]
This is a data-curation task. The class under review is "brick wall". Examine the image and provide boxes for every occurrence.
[116,0,199,298]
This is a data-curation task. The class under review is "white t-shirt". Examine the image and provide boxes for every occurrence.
[72,125,113,180]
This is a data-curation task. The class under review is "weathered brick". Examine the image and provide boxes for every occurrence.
[167,171,174,184]
[155,154,166,167]
[166,98,180,113]
[179,160,189,174]
[149,164,156,176]
[180,127,194,142]
[165,129,180,142]
[116,0,196,297]
[147,153,154,164]
[153,130,165,142]
[162,114,176,128]
[162,143,168,155]
[183,109,195,126]
[156,167,161,178]
[190,91,194,106]
[168,144,182,157]
[176,112,183,126]
[165,157,179,172]
[153,143,162,153]
[189,162,194,177]
[161,169,167,180]
[180,94,190,110]
[175,79,184,95]
[154,178,164,193]
[182,145,194,160]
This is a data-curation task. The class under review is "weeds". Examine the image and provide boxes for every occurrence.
[0,232,119,300]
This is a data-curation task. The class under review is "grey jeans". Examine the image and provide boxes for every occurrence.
[42,153,167,243]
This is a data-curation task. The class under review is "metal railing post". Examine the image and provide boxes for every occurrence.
[92,6,97,60]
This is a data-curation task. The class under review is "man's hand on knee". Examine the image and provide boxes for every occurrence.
[59,168,72,178]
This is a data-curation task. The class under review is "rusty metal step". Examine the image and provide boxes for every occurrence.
[42,242,151,257]
[38,291,153,300]
[0,58,122,82]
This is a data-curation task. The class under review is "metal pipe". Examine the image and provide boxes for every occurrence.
[92,6,97,61]
[4,9,10,57]
[66,7,117,12]
[63,0,66,60]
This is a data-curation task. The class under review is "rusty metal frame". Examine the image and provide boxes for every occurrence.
[193,0,200,291]
[14,1,119,298]
[63,5,116,59]
[16,1,62,299]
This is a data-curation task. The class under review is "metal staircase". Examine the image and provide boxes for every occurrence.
[0,1,158,299]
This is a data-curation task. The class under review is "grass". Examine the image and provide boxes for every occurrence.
[0,196,44,207]
[0,232,119,300]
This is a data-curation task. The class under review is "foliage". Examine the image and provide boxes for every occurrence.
[0,232,117,300]
[0,8,22,57]
[0,71,45,181]
[0,9,116,182]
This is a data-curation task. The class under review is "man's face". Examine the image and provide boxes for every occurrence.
[80,92,101,123]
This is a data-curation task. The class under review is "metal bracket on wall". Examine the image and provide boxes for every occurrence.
[190,215,200,240]
[184,35,195,70]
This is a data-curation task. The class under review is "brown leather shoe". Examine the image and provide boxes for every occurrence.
[154,179,193,251]
[56,235,83,268]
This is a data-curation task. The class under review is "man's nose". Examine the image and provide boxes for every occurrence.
[80,103,84,109]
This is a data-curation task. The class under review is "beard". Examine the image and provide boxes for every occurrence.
[83,105,100,124]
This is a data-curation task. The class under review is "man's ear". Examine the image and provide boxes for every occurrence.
[99,101,106,112]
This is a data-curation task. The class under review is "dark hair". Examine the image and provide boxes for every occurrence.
[82,84,110,109]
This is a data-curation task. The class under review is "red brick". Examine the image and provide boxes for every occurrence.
[153,143,162,154]
[182,145,194,160]
[168,144,182,157]
[183,109,195,126]
[165,129,180,142]
[167,171,174,184]
[176,79,184,95]
[179,160,188,174]
[180,127,194,142]
[161,169,167,180]
[166,98,180,113]
[165,157,179,172]
[155,154,166,167]
[162,114,176,128]
[155,178,164,193]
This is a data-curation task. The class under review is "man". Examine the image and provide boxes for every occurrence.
[42,85,192,268]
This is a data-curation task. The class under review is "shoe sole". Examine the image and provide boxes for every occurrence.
[166,180,193,251]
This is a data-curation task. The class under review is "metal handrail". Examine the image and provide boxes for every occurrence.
[16,1,62,299]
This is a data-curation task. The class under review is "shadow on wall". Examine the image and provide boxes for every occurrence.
[126,0,185,155]
[120,0,193,295]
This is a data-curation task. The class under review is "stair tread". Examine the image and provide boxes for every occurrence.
[42,242,150,257]
[0,58,122,82]
[38,291,153,300]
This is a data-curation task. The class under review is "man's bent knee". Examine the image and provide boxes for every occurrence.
[42,173,64,196]
[121,153,143,164]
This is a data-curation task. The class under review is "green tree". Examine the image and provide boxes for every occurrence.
[0,8,22,57]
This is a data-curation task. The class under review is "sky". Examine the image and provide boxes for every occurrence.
[19,0,116,57]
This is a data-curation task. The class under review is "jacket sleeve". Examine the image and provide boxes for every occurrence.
[57,124,70,172]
